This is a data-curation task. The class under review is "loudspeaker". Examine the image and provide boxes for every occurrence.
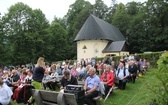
[64,85,85,105]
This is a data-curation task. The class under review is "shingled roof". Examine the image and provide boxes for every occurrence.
[102,41,127,52]
[74,15,125,41]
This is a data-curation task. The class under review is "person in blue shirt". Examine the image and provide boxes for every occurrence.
[84,67,100,105]
[0,77,13,105]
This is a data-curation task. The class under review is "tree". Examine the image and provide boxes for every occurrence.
[93,0,108,19]
[49,20,70,61]
[126,1,142,16]
[125,2,147,53]
[3,2,50,64]
[0,14,11,65]
[145,0,168,51]
[127,7,147,53]
[65,0,93,58]
[112,3,131,36]
[52,17,67,30]
[26,9,50,62]
[106,0,118,23]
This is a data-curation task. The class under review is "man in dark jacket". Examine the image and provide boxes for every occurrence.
[60,70,78,90]
[128,61,138,83]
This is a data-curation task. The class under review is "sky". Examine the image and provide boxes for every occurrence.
[0,0,146,22]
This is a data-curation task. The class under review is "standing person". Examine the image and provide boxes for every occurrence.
[27,57,46,105]
[84,67,100,105]
[0,77,13,105]
[32,57,46,90]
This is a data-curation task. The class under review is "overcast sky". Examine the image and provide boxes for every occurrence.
[0,0,146,22]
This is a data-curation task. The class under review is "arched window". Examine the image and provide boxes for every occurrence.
[83,45,87,49]
[94,43,99,53]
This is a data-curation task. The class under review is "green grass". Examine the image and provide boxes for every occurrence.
[12,68,159,105]
[102,68,159,105]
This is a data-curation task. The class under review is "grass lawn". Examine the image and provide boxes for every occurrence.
[11,68,159,105]
[103,68,159,105]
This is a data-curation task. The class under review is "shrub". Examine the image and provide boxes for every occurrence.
[149,52,168,105]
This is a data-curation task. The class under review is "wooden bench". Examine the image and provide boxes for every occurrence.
[78,81,85,85]
[32,89,101,105]
[61,92,78,105]
[32,89,59,105]
[32,89,80,105]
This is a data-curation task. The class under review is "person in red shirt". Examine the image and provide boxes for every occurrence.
[100,65,115,96]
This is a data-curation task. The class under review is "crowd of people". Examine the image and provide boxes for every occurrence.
[0,54,149,105]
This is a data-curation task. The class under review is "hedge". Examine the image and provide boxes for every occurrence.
[54,51,164,66]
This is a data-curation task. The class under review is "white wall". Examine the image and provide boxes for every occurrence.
[77,40,109,60]
[120,51,129,56]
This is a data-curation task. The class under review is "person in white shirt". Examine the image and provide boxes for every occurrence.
[115,61,129,90]
[46,65,59,90]
[0,77,13,105]
[128,54,134,61]
[62,65,70,75]
[25,70,33,84]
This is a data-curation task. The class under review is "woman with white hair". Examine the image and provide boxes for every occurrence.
[0,77,13,105]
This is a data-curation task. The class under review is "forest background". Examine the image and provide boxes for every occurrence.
[0,0,168,65]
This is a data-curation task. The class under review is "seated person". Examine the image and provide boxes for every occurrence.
[84,67,100,105]
[46,65,59,90]
[141,59,148,74]
[60,70,78,92]
[13,71,28,101]
[42,71,51,90]
[56,64,62,75]
[62,65,70,75]
[100,65,115,96]
[128,61,138,83]
[70,65,79,79]
[2,71,11,86]
[9,70,20,87]
[0,77,13,105]
[83,65,92,81]
[0,67,3,77]
[25,70,33,84]
[115,61,129,90]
